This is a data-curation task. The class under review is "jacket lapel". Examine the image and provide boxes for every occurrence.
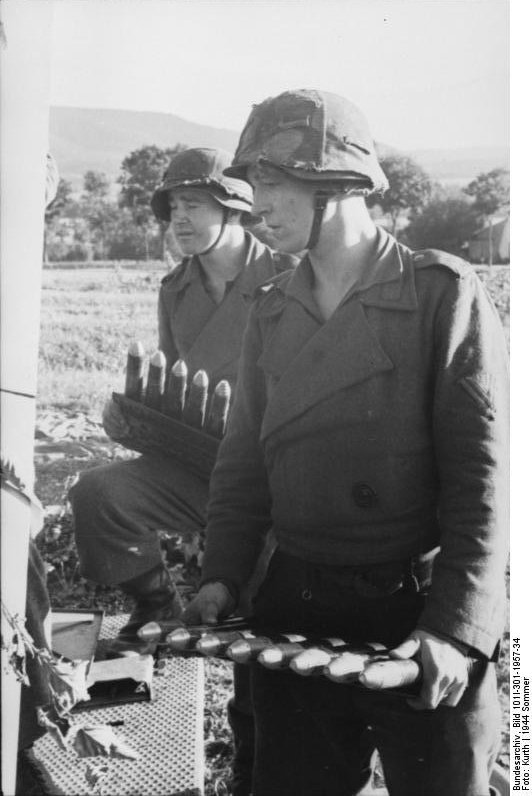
[185,235,275,381]
[185,286,250,381]
[259,297,394,441]
[258,233,418,441]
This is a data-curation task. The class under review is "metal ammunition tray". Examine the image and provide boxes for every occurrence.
[30,614,205,795]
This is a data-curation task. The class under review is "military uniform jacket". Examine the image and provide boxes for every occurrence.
[158,231,296,386]
[203,228,509,658]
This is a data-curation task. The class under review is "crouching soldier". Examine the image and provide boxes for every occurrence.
[185,91,509,796]
[70,147,296,795]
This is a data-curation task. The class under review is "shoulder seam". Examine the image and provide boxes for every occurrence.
[412,248,471,278]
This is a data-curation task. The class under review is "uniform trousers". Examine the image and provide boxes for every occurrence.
[250,549,501,796]
[70,454,209,585]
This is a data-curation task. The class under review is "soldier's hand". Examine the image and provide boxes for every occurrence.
[182,582,235,626]
[390,629,470,710]
[102,398,130,441]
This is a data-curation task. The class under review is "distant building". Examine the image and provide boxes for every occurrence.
[468,215,510,264]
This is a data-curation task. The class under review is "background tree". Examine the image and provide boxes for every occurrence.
[107,208,162,261]
[117,143,187,259]
[43,178,73,262]
[405,196,481,257]
[44,177,73,223]
[368,154,433,236]
[83,170,110,201]
[464,168,509,265]
[80,170,118,260]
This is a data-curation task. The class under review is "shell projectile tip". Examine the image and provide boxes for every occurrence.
[289,648,332,674]
[226,640,251,662]
[172,359,188,376]
[137,621,162,641]
[128,341,144,357]
[258,647,283,667]
[150,350,167,368]
[214,380,231,397]
[192,369,209,386]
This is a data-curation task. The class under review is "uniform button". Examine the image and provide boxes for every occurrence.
[352,482,378,508]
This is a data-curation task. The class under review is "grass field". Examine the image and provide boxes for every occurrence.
[34,261,511,789]
[37,261,510,414]
[37,265,164,414]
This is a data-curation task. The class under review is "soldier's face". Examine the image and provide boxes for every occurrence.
[248,164,314,253]
[168,188,225,255]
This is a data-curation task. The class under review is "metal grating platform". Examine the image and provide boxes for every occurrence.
[30,615,205,796]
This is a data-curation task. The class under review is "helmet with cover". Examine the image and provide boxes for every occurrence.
[225,89,388,195]
[151,147,254,222]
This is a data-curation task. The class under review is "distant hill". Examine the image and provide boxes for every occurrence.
[49,106,239,190]
[49,106,509,192]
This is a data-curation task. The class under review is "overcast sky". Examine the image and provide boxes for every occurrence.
[49,0,509,152]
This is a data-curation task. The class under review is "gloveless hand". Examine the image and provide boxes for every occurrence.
[182,582,235,626]
[102,398,130,441]
[390,629,471,710]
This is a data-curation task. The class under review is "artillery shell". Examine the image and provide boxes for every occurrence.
[323,650,373,683]
[289,643,350,677]
[124,341,145,401]
[163,359,188,419]
[205,380,231,438]
[359,658,420,690]
[195,629,255,657]
[183,369,209,429]
[165,617,251,651]
[227,630,308,663]
[137,618,185,643]
[166,627,207,652]
[144,350,167,411]
[257,641,308,670]
[226,637,272,663]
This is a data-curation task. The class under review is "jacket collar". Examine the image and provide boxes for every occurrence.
[175,233,278,381]
[278,227,417,315]
[169,231,272,299]
[235,233,272,297]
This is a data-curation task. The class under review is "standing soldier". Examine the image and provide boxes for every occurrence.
[186,90,509,795]
[70,147,296,795]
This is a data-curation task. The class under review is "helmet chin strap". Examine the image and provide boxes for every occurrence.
[306,185,368,249]
[197,207,229,257]
[306,190,332,250]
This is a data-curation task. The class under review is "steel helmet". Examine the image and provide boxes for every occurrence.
[151,147,254,222]
[225,89,388,195]
[225,89,388,248]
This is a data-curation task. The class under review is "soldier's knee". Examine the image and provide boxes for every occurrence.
[69,465,119,515]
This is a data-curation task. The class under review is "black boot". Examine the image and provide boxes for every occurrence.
[108,563,183,649]
[99,565,184,658]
